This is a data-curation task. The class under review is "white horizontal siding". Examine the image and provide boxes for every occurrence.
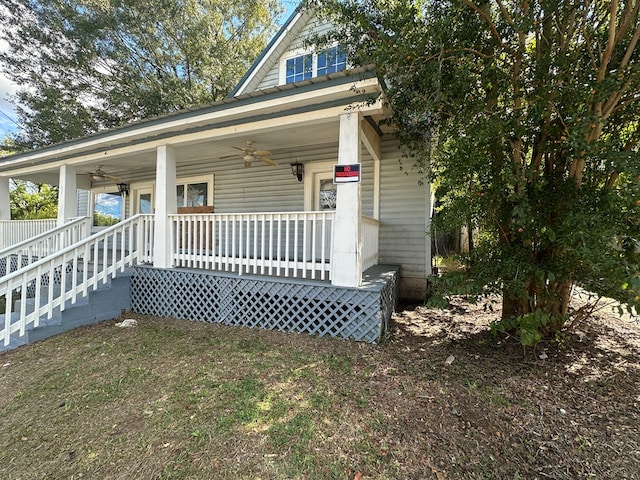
[76,189,90,217]
[378,138,430,280]
[118,137,427,283]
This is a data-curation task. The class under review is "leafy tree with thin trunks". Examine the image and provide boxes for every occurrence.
[317,0,640,344]
[0,0,284,149]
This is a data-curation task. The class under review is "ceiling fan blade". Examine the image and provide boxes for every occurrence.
[254,149,271,156]
[258,156,278,167]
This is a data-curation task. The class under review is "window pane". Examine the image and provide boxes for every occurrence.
[285,54,313,84]
[139,193,152,214]
[93,192,122,226]
[186,183,207,207]
[318,46,347,76]
[176,184,185,208]
[319,179,337,210]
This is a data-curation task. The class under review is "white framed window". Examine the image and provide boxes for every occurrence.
[280,45,347,85]
[304,161,336,212]
[317,46,347,77]
[176,175,214,208]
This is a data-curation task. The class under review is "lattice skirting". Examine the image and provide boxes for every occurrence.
[131,265,399,343]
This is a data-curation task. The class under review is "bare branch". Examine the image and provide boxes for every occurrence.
[620,22,640,70]
[597,0,619,82]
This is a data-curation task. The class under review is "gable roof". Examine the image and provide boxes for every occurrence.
[229,5,314,97]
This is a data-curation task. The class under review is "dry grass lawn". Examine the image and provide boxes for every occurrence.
[0,296,639,479]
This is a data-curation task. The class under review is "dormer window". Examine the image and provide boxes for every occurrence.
[317,46,347,76]
[285,53,313,83]
[282,46,347,85]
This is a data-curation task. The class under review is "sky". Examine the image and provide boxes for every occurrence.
[0,1,299,141]
[0,39,19,140]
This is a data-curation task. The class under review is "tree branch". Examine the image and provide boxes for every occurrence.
[597,0,619,82]
[461,0,510,52]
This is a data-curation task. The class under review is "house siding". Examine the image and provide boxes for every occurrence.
[378,138,430,300]
[123,138,427,299]
[125,143,375,217]
[77,189,90,217]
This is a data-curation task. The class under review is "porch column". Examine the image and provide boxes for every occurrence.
[0,176,10,220]
[153,145,177,268]
[331,112,362,287]
[57,165,77,226]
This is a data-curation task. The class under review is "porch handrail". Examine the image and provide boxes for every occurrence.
[1,214,155,346]
[0,217,91,278]
[170,211,335,280]
[0,218,57,250]
[362,216,380,272]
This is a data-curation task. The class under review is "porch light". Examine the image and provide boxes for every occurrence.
[290,162,304,182]
[117,183,130,195]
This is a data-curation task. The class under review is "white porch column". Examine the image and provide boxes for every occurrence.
[331,112,362,287]
[0,176,10,220]
[57,165,77,226]
[153,145,177,268]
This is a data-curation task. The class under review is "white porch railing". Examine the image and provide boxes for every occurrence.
[0,219,58,250]
[362,216,380,271]
[1,214,154,346]
[0,217,91,278]
[171,212,335,280]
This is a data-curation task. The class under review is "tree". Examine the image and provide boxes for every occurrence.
[0,0,284,149]
[10,180,58,219]
[319,0,640,344]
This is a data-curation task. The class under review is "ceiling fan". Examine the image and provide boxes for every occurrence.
[233,140,277,167]
[86,166,122,182]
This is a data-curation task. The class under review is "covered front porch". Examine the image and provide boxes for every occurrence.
[0,73,411,346]
[0,74,389,290]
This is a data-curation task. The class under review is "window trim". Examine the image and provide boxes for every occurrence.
[176,174,214,208]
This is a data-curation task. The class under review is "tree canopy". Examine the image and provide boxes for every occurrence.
[0,0,284,149]
[9,180,58,219]
[319,0,640,344]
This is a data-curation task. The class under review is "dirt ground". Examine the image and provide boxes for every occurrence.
[385,294,640,479]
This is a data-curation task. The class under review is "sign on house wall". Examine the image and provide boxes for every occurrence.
[333,163,361,183]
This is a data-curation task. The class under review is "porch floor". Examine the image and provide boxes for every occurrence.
[130,264,400,343]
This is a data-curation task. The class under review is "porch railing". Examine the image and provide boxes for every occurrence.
[1,214,154,346]
[0,219,58,250]
[171,212,335,280]
[362,216,380,271]
[0,217,91,278]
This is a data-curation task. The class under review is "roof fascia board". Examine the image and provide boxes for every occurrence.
[1,74,380,168]
[0,95,387,177]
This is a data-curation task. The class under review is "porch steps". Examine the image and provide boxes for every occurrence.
[0,272,132,353]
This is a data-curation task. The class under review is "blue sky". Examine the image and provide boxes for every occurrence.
[0,2,299,141]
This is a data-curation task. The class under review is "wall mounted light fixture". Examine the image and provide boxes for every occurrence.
[117,183,130,195]
[290,162,304,182]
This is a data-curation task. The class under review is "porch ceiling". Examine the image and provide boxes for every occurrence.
[11,118,343,186]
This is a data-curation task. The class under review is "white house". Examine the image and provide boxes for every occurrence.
[0,6,431,348]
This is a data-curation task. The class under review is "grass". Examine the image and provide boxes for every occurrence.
[0,303,639,479]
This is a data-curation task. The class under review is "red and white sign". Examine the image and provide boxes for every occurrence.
[333,163,361,183]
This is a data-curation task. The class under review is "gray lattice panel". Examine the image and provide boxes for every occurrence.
[131,266,399,343]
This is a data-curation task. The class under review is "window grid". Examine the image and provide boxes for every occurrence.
[284,46,346,84]
[285,54,313,83]
[317,46,347,76]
